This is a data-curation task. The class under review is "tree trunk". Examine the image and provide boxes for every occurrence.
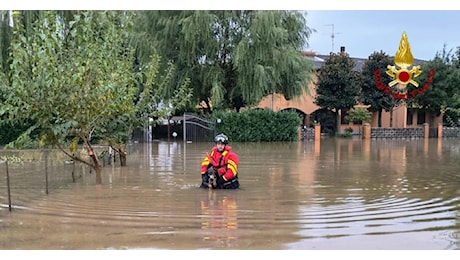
[111,146,127,167]
[57,141,103,184]
[86,146,103,184]
[94,163,102,184]
[90,153,102,184]
[119,152,127,167]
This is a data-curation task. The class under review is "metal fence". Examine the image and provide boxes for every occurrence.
[182,113,215,143]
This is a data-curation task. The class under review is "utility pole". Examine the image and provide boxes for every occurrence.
[325,24,341,54]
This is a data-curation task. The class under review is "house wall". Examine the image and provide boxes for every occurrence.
[256,75,319,126]
[255,51,442,130]
[256,76,442,131]
[378,105,407,128]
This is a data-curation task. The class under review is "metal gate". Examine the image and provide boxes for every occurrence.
[182,113,215,143]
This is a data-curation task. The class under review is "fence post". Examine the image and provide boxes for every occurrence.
[437,123,443,139]
[314,123,321,142]
[423,123,429,139]
[362,123,370,139]
[183,113,186,142]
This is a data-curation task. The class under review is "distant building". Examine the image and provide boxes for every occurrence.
[256,47,441,134]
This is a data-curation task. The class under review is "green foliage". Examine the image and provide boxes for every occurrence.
[138,10,314,112]
[210,109,301,142]
[0,154,24,165]
[0,11,194,179]
[361,51,395,113]
[0,11,13,74]
[1,11,137,149]
[0,121,32,146]
[234,11,314,105]
[408,47,459,116]
[444,107,460,126]
[338,129,353,138]
[345,107,372,124]
[0,11,140,184]
[344,127,353,133]
[315,52,362,133]
[134,54,192,128]
[315,52,361,111]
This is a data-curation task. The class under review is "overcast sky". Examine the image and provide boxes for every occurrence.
[305,10,460,60]
[6,0,459,61]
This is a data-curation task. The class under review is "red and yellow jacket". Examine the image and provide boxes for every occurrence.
[201,145,238,182]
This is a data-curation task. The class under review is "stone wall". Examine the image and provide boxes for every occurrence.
[301,127,315,141]
[301,125,460,140]
[370,127,424,139]
[443,127,460,138]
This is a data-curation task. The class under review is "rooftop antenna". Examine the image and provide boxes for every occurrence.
[325,24,341,53]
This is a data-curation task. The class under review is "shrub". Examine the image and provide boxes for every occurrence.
[210,109,301,142]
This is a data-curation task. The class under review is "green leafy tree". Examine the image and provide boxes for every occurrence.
[133,53,192,133]
[0,11,136,184]
[345,107,372,124]
[361,51,395,126]
[345,107,372,135]
[0,11,42,144]
[408,46,459,126]
[0,11,14,73]
[98,52,192,166]
[443,47,460,126]
[136,10,314,113]
[315,52,361,134]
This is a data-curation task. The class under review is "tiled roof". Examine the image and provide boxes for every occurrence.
[303,51,428,72]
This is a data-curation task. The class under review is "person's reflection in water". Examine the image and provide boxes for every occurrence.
[200,190,238,242]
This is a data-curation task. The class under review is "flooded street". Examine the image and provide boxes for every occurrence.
[0,138,459,250]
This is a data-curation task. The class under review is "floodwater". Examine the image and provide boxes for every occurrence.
[0,138,459,250]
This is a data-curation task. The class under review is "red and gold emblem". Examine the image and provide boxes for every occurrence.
[386,32,422,88]
[374,32,434,99]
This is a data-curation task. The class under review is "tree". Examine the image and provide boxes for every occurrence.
[361,51,395,127]
[345,107,372,124]
[133,54,192,137]
[0,11,137,184]
[136,10,314,113]
[408,46,459,126]
[0,11,42,145]
[443,47,460,126]
[0,11,14,73]
[314,52,361,134]
[345,107,372,135]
